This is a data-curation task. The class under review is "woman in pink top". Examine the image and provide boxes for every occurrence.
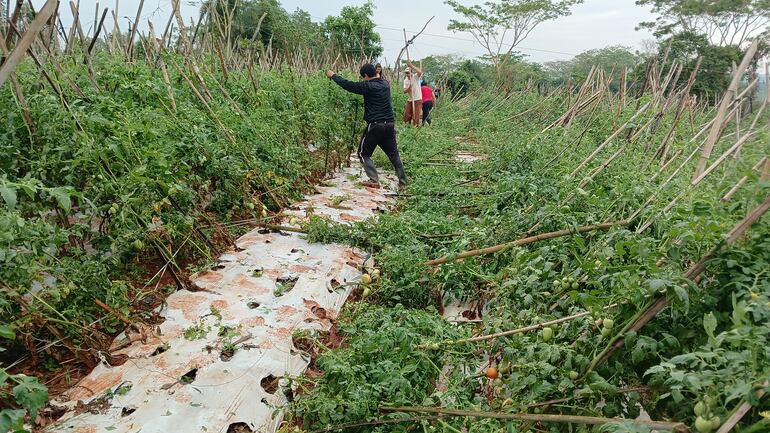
[420,80,435,125]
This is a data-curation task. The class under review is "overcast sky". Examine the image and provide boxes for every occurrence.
[35,0,659,64]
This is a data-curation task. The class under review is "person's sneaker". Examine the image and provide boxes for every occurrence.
[361,181,381,189]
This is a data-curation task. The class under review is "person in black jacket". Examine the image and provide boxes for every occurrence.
[326,64,407,189]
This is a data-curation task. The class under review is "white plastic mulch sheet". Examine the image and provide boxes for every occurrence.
[453,151,487,163]
[47,163,393,433]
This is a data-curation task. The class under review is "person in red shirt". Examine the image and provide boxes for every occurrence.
[420,80,435,125]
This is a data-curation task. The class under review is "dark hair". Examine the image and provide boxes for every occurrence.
[360,63,377,78]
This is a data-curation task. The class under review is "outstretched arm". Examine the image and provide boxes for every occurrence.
[327,70,368,95]
[408,62,423,76]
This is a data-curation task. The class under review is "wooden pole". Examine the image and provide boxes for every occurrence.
[693,40,758,181]
[418,303,622,348]
[722,157,767,201]
[569,102,651,177]
[591,194,770,370]
[424,221,625,267]
[379,406,688,432]
[403,28,417,126]
[125,0,143,59]
[0,0,57,88]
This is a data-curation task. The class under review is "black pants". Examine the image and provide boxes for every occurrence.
[422,100,433,125]
[358,122,407,186]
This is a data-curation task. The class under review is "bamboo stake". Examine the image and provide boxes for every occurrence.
[657,58,702,162]
[424,221,625,267]
[403,28,417,126]
[379,406,688,432]
[722,157,767,201]
[88,8,108,55]
[591,194,770,370]
[125,0,143,59]
[693,40,758,181]
[417,303,622,349]
[0,36,36,143]
[308,415,452,433]
[570,102,651,177]
[715,381,768,433]
[171,60,236,146]
[0,0,56,87]
[6,22,85,131]
[692,129,758,185]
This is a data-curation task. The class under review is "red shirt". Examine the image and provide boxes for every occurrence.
[421,85,434,102]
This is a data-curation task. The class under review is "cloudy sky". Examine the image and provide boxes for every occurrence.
[36,0,658,64]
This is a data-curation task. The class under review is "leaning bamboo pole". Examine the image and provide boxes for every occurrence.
[589,194,770,371]
[417,303,622,349]
[0,0,57,87]
[379,406,688,432]
[424,221,626,267]
[722,157,768,201]
[693,40,758,181]
[569,102,651,177]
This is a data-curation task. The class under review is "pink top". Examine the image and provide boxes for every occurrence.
[421,85,434,102]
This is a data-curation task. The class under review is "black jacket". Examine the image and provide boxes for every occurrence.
[331,75,395,123]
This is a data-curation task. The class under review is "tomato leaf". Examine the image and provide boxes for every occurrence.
[12,375,48,419]
[0,324,15,340]
[0,185,17,210]
[0,409,26,432]
[702,313,717,346]
[49,187,72,213]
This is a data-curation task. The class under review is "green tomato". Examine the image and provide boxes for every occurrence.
[709,416,720,430]
[571,282,579,289]
[704,395,717,408]
[695,416,713,433]
[133,240,144,250]
[568,371,579,380]
[542,327,554,342]
[603,318,615,330]
[553,280,560,288]
[694,401,707,417]
[601,328,612,338]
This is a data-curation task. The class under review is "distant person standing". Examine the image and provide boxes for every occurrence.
[403,63,423,126]
[325,64,407,190]
[421,80,435,125]
[375,63,384,79]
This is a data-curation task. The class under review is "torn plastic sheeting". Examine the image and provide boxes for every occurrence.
[47,165,394,433]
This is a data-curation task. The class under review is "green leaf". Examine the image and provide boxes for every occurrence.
[12,375,49,419]
[0,369,9,386]
[670,285,689,310]
[731,292,747,327]
[703,313,717,345]
[49,187,72,213]
[0,409,26,432]
[0,324,15,340]
[0,186,17,210]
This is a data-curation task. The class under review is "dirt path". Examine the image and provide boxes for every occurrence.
[46,160,394,433]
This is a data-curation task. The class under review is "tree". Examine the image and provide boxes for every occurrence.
[201,0,325,55]
[662,31,743,98]
[323,1,382,59]
[446,59,497,96]
[445,0,583,72]
[636,0,770,47]
[408,54,464,84]
[545,46,640,89]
